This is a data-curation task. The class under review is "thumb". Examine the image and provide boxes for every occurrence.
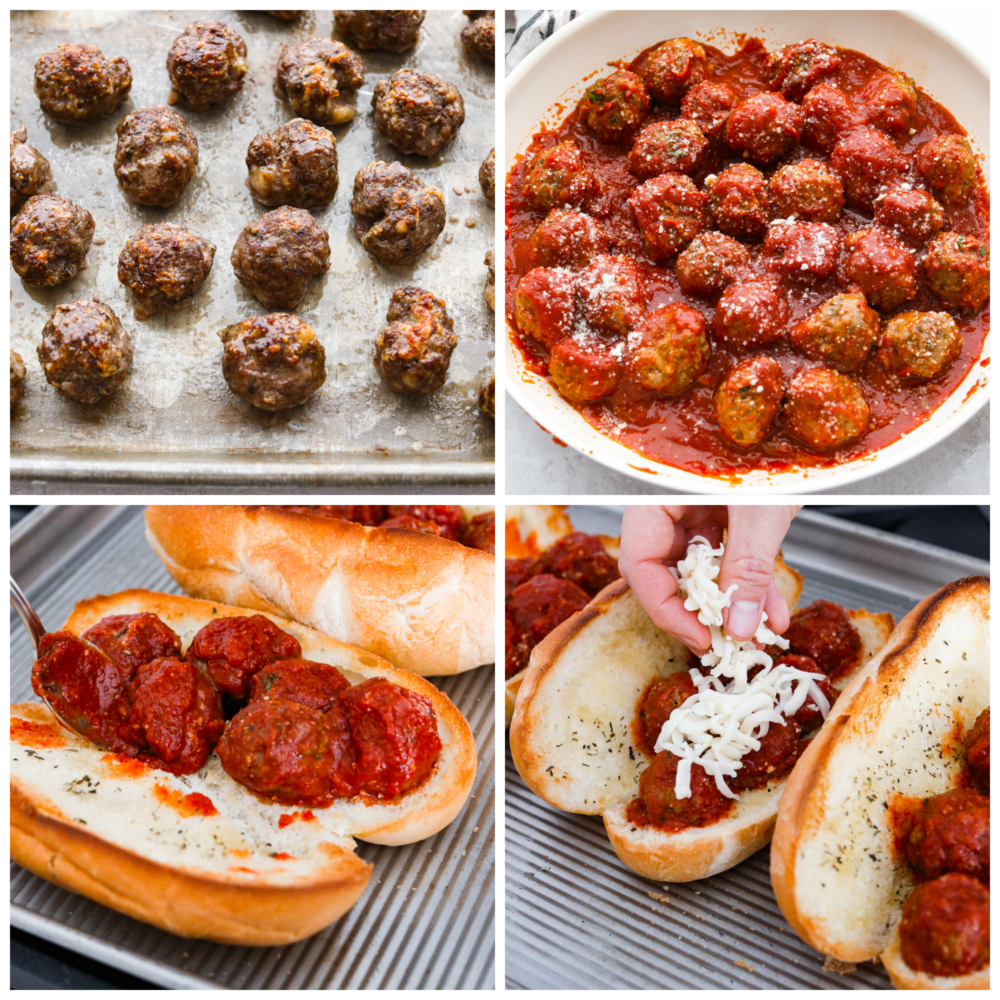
[719,506,800,640]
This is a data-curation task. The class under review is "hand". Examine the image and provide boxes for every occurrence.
[618,505,802,652]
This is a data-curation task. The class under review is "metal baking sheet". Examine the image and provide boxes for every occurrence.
[10,505,494,990]
[10,10,495,487]
[505,506,988,990]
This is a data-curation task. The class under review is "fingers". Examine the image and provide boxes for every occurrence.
[763,580,791,635]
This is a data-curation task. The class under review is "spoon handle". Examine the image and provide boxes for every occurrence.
[10,575,45,654]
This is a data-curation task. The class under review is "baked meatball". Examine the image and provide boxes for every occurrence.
[220,313,326,411]
[922,231,990,315]
[521,141,594,212]
[372,69,465,157]
[167,21,247,111]
[246,119,338,210]
[334,10,425,52]
[374,286,457,395]
[680,81,737,142]
[843,228,918,312]
[10,194,94,287]
[675,231,749,296]
[629,174,707,259]
[483,250,495,311]
[577,254,647,335]
[874,186,944,246]
[631,37,709,104]
[914,135,978,207]
[118,223,215,319]
[479,375,495,419]
[632,303,710,395]
[860,69,918,135]
[462,10,495,61]
[38,298,132,403]
[275,40,365,127]
[783,367,870,450]
[707,163,769,240]
[34,43,131,125]
[726,92,804,164]
[790,289,879,373]
[114,107,199,208]
[232,206,330,311]
[351,160,446,266]
[527,209,610,270]
[11,351,26,411]
[548,339,620,404]
[876,311,963,380]
[577,70,650,144]
[762,221,841,281]
[713,356,784,448]
[767,38,840,101]
[10,127,53,214]
[830,128,908,213]
[801,84,864,153]
[714,280,788,347]
[769,159,845,223]
[628,119,708,179]
[479,147,495,206]
[513,267,575,348]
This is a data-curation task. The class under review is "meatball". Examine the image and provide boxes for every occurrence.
[219,313,326,411]
[11,351,26,411]
[843,228,918,312]
[801,84,864,152]
[707,163,770,240]
[548,339,620,404]
[526,209,610,270]
[922,231,990,315]
[33,43,131,125]
[876,311,963,380]
[763,221,841,281]
[508,574,590,650]
[874,186,944,246]
[713,356,784,448]
[783,367,870,450]
[513,267,575,348]
[118,223,216,319]
[539,531,620,596]
[83,613,182,680]
[783,600,861,678]
[640,673,697,749]
[520,141,594,212]
[10,127,53,213]
[249,658,351,713]
[232,206,330,311]
[166,21,247,111]
[10,194,94,287]
[483,250,495,311]
[676,231,749,296]
[829,128,908,212]
[334,10,425,52]
[726,92,804,164]
[374,286,457,395]
[680,81,737,141]
[37,298,132,404]
[729,718,802,791]
[772,655,835,731]
[577,69,650,144]
[638,751,733,828]
[768,38,841,101]
[114,107,199,208]
[714,280,789,347]
[860,69,918,135]
[965,708,990,792]
[577,254,647,335]
[275,40,365,127]
[632,303,710,395]
[372,68,465,156]
[627,119,708,178]
[245,119,338,210]
[461,10,495,60]
[914,135,977,207]
[629,174,708,259]
[902,789,990,884]
[479,376,495,419]
[631,37,709,104]
[351,160,446,266]
[790,289,880,373]
[769,159,845,223]
[479,147,495,206]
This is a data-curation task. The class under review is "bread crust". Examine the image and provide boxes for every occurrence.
[144,505,494,676]
[11,589,478,943]
[770,576,989,989]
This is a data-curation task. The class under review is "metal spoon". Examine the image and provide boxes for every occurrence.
[10,574,44,654]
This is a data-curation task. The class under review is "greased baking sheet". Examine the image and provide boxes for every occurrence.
[10,10,495,487]
[10,506,495,989]
[505,507,988,990]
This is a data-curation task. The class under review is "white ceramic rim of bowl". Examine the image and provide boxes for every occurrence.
[504,9,990,494]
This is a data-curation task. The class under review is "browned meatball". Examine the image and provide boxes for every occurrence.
[914,135,978,207]
[783,367,870,450]
[220,313,326,411]
[513,267,575,347]
[372,69,465,157]
[232,206,330,311]
[548,339,620,404]
[10,194,94,287]
[726,92,803,164]
[246,119,338,210]
[577,70,650,144]
[631,37,709,104]
[922,231,990,316]
[860,70,918,135]
[114,107,199,208]
[707,163,769,240]
[479,147,495,206]
[714,280,788,347]
[462,11,495,60]
[374,286,457,395]
[769,159,845,223]
[118,223,215,319]
[762,221,841,281]
[628,119,708,179]
[11,351,26,411]
[483,250,495,311]
[521,141,594,212]
[10,127,52,214]
[830,128,908,213]
[527,209,610,270]
[713,356,784,448]
[578,254,647,335]
[38,298,132,403]
[675,231,749,296]
[629,174,707,259]
[790,289,879,373]
[874,186,944,246]
[767,39,840,100]
[632,303,710,395]
[351,160,446,266]
[479,375,495,418]
[680,81,737,141]
[167,21,247,111]
[275,40,365,127]
[34,43,131,125]
[334,10,425,52]
[843,228,918,312]
[876,311,963,380]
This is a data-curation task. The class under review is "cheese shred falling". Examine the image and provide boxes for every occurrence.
[653,537,831,800]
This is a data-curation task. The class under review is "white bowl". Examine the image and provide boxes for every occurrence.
[504,10,990,494]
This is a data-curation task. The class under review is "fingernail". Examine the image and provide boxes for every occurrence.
[728,600,760,639]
